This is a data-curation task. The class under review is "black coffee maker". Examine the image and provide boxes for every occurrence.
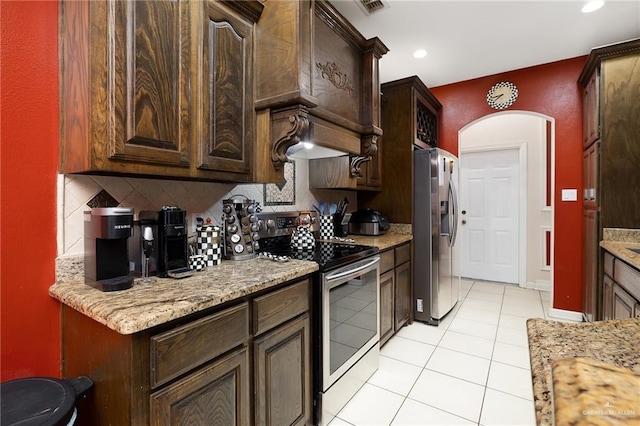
[156,206,188,276]
[84,207,134,291]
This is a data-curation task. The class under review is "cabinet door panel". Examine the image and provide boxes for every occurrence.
[394,261,411,330]
[109,0,191,166]
[602,274,614,321]
[150,347,250,426]
[197,1,253,176]
[613,283,634,320]
[254,314,311,426]
[379,270,394,346]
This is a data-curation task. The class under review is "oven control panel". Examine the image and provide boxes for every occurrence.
[256,211,319,239]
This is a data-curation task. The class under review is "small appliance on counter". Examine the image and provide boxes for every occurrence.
[221,195,260,260]
[139,206,190,277]
[348,208,390,236]
[84,207,134,291]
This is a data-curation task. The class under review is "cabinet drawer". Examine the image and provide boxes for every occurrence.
[614,260,640,301]
[380,249,395,274]
[253,279,310,336]
[150,302,249,388]
[604,252,614,277]
[395,243,411,266]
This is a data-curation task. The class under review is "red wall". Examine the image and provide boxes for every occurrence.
[1,1,61,380]
[431,57,586,312]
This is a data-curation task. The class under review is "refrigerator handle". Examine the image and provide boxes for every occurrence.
[449,180,459,247]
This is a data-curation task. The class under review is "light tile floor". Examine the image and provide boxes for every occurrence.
[328,279,576,426]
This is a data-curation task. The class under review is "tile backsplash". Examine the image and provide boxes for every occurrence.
[58,159,356,256]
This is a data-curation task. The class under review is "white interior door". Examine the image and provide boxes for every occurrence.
[460,149,519,283]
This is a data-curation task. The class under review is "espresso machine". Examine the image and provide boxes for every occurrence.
[157,206,189,276]
[84,207,134,291]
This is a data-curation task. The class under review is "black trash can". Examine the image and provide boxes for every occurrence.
[0,376,93,426]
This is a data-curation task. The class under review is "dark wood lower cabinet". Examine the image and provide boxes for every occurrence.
[254,313,311,426]
[613,283,635,319]
[62,277,311,426]
[379,242,412,347]
[394,261,411,330]
[150,347,250,425]
[379,270,395,346]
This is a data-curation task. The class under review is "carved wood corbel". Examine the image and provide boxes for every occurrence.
[270,106,310,170]
[350,155,371,178]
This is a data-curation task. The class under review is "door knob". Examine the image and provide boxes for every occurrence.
[462,220,467,225]
[461,210,466,215]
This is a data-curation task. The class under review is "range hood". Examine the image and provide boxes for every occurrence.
[287,142,348,160]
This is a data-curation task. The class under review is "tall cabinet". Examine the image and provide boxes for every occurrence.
[579,38,640,321]
[359,76,441,223]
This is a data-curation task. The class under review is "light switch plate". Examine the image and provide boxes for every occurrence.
[561,189,578,201]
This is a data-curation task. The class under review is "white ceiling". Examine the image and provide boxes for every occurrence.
[329,0,640,87]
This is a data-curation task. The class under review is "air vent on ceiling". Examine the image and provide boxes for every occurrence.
[355,0,390,15]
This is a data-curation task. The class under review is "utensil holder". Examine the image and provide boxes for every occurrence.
[319,215,334,240]
[196,225,221,266]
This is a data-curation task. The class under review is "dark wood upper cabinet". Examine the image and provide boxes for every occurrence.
[254,0,388,183]
[195,1,262,180]
[60,0,263,182]
[360,76,442,223]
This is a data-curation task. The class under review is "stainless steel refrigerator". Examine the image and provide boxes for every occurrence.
[413,148,460,325]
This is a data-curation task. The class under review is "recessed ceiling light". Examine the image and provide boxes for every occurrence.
[582,0,604,13]
[413,49,428,59]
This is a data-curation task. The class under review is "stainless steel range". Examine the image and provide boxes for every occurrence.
[255,211,380,425]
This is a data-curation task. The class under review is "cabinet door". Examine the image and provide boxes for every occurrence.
[105,1,192,168]
[150,346,250,425]
[612,283,635,320]
[379,270,394,346]
[196,1,254,180]
[602,274,614,321]
[394,261,412,331]
[254,313,311,426]
[583,71,600,148]
[582,209,598,321]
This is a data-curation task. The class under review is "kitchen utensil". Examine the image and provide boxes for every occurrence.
[141,225,156,284]
[329,203,337,215]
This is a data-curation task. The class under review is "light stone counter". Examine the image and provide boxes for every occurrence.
[527,318,640,426]
[50,226,412,335]
[50,256,318,335]
[345,224,413,251]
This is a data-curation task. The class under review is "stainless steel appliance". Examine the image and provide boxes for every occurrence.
[413,148,460,324]
[348,208,390,236]
[255,211,380,426]
[221,195,260,260]
[84,207,134,291]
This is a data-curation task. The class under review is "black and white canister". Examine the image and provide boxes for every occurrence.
[319,215,334,240]
[196,224,222,266]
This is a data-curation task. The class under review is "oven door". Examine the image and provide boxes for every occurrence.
[322,256,380,391]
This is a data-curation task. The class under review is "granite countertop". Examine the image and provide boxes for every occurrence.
[527,318,640,426]
[345,226,413,251]
[50,257,319,335]
[552,357,640,424]
[50,228,412,335]
[601,227,640,269]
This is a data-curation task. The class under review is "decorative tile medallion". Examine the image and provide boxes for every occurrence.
[264,160,295,206]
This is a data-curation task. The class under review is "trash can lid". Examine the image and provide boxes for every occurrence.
[1,377,77,426]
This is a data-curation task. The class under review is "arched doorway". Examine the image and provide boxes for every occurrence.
[457,112,554,295]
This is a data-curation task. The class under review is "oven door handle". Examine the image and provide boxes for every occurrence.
[324,257,380,283]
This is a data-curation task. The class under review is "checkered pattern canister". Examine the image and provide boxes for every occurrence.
[290,225,316,252]
[196,224,222,266]
[319,215,334,240]
[189,255,207,271]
